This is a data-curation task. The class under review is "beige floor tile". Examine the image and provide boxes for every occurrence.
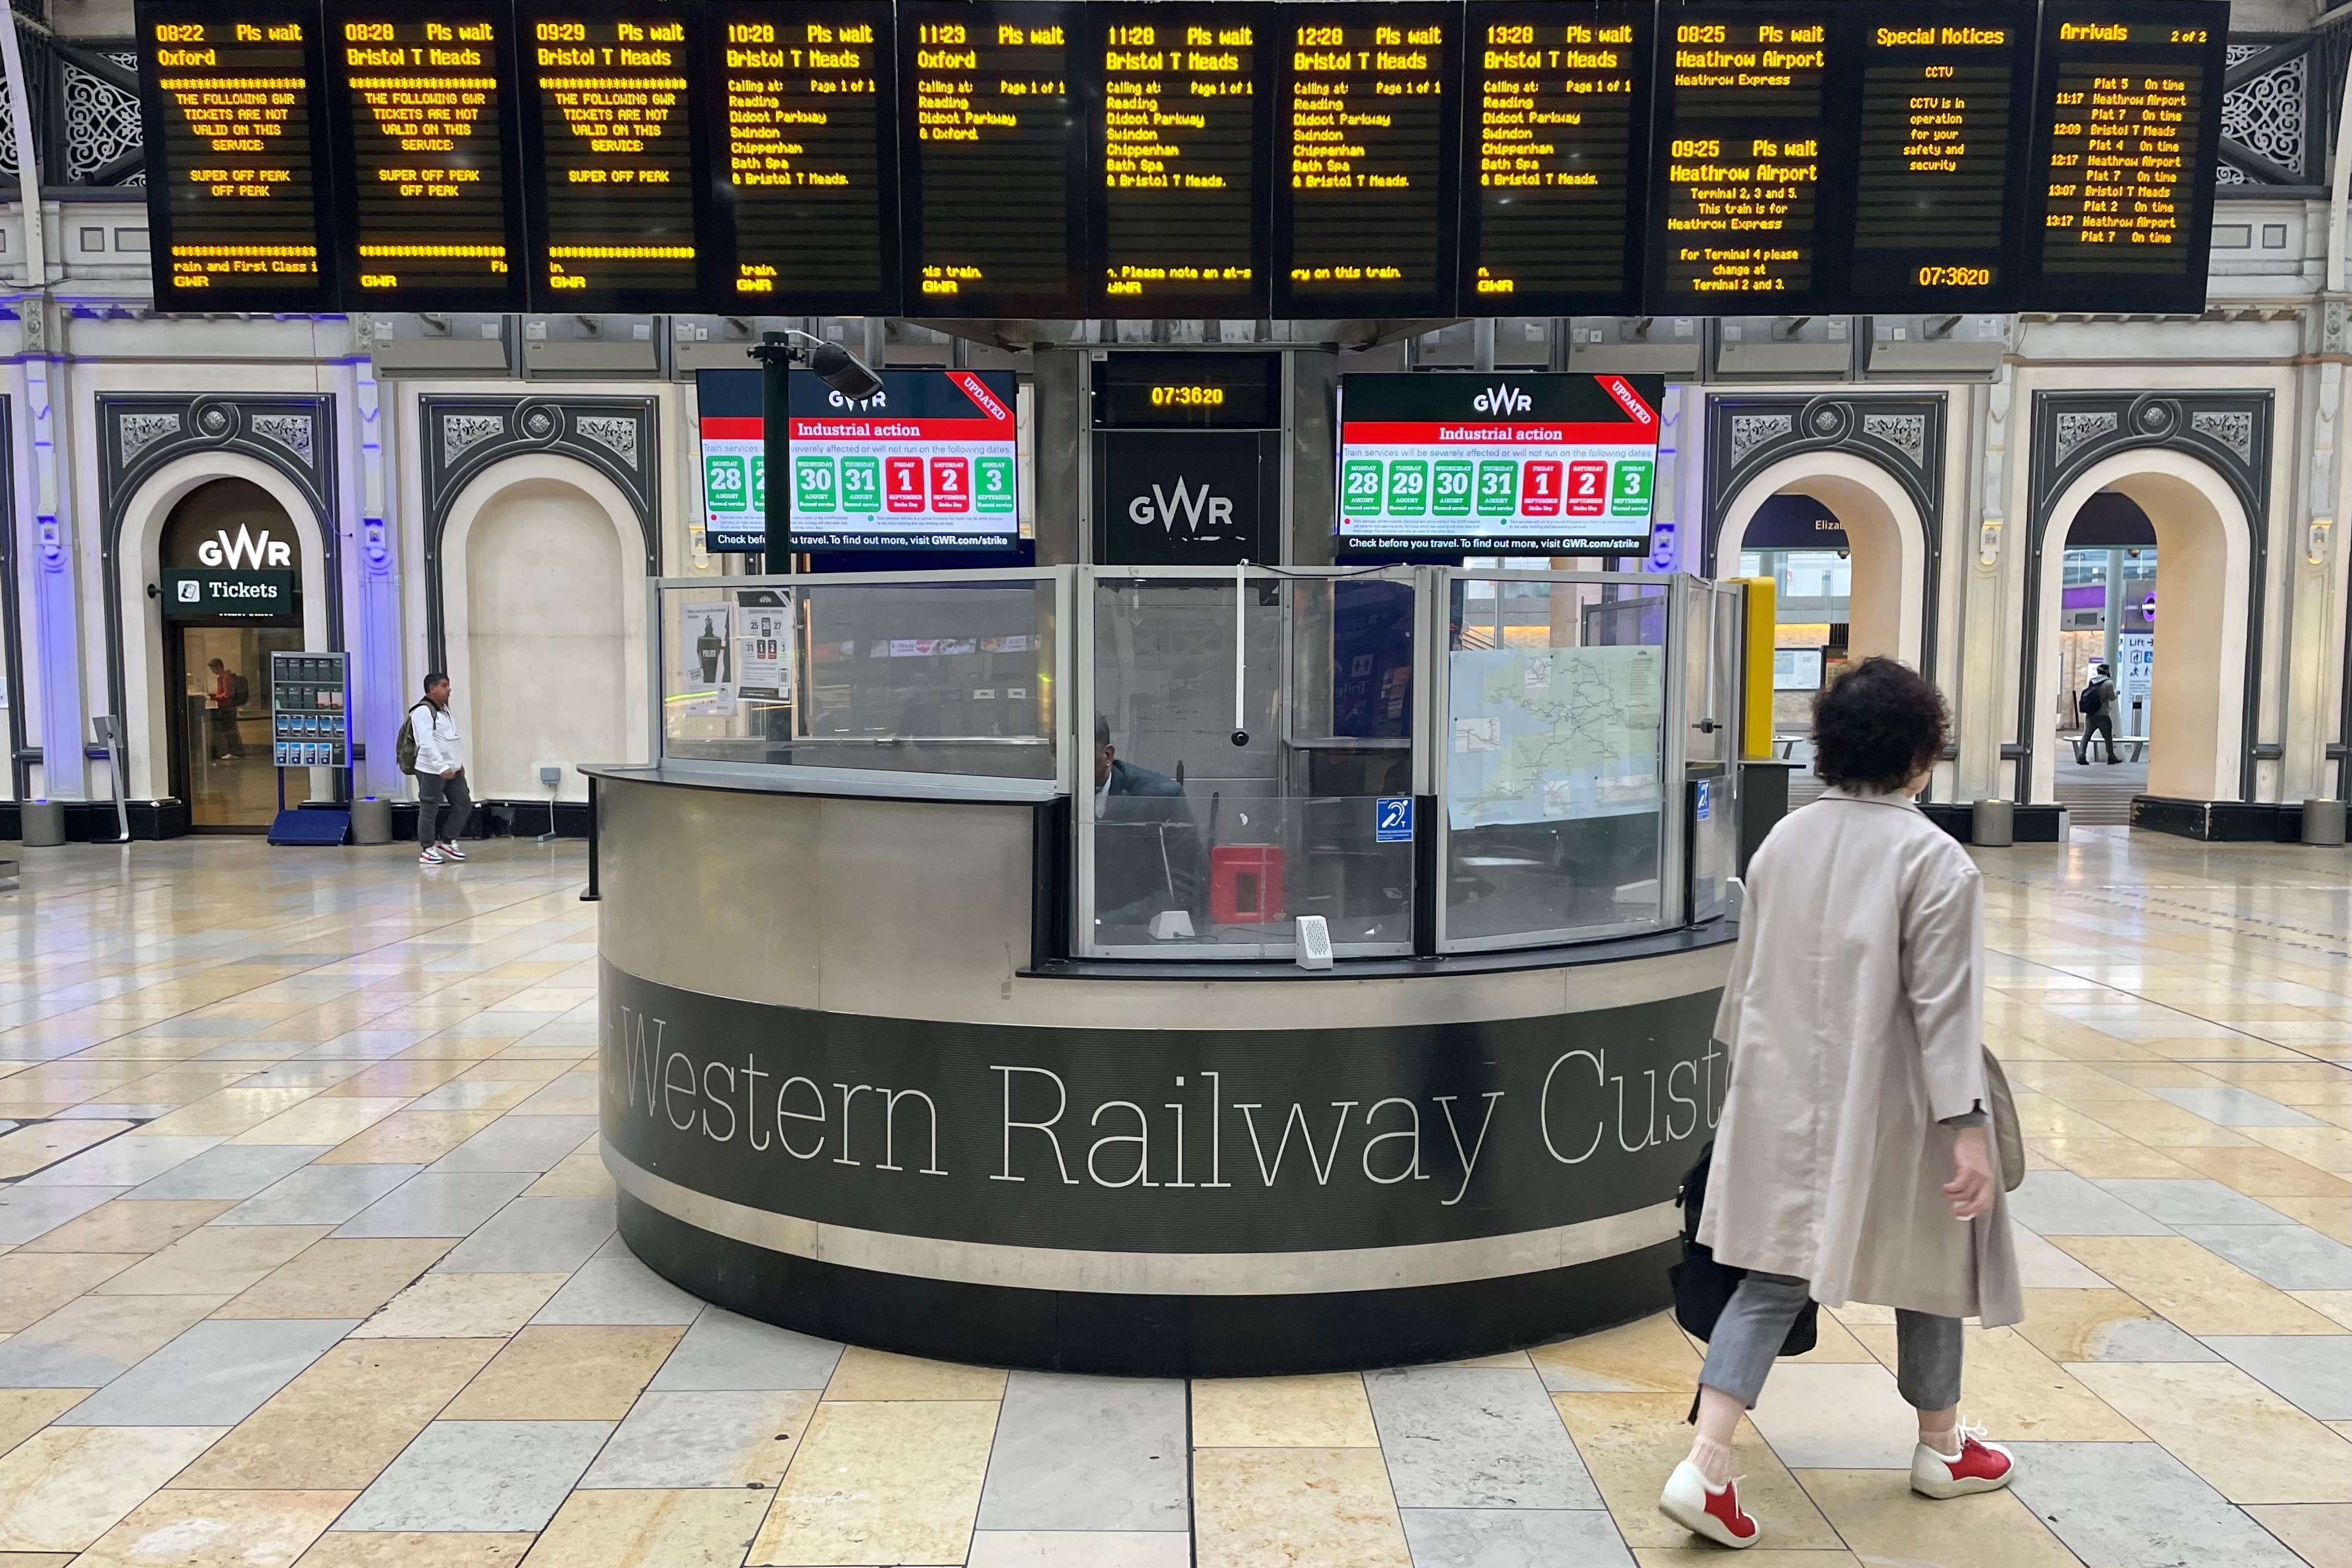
[2035,1139,2201,1179]
[1796,1468,2081,1567]
[1632,1552,1863,1567]
[1191,1375,1377,1447]
[2012,1288,2182,1362]
[0,1394,88,1463]
[452,1059,572,1086]
[2166,1146,2351,1198]
[348,1272,569,1338]
[178,1337,498,1490]
[0,1255,140,1332]
[2072,1362,2352,1504]
[523,1154,613,1199]
[0,1551,76,1566]
[4,1294,223,1372]
[0,1123,132,1179]
[15,1200,236,1257]
[318,1061,470,1099]
[293,1532,535,1568]
[93,1225,329,1297]
[526,1489,774,1568]
[2264,1196,2352,1243]
[1551,1392,1843,1550]
[2078,1101,2258,1147]
[2293,1292,2352,1330]
[1191,1447,1410,1568]
[750,1398,996,1566]
[312,1112,501,1166]
[134,1090,318,1139]
[1784,1310,1882,1366]
[1527,1311,1702,1392]
[441,1324,683,1420]
[0,1426,227,1552]
[1937,1327,2141,1441]
[821,1346,1007,1402]
[214,1237,456,1320]
[74,1488,353,1568]
[2249,1125,2352,1172]
[230,1098,409,1147]
[2245,1504,2352,1568]
[2052,1236,2346,1334]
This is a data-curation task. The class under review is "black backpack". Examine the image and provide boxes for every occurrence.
[230,673,250,707]
[1669,1141,1818,1419]
[2078,678,2108,716]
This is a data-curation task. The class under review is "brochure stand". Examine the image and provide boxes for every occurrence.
[266,650,354,846]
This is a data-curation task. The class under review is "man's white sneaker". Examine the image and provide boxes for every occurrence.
[1911,1421,2016,1499]
[1659,1458,1760,1548]
[419,847,444,866]
[437,841,467,861]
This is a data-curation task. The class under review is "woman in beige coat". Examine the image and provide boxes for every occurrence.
[1659,657,2022,1551]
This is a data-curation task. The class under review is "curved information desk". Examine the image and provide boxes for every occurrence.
[587,760,1740,1376]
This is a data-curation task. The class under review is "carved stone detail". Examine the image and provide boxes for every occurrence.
[439,412,507,464]
[1860,413,1928,464]
[247,413,315,462]
[1727,413,1793,465]
[116,411,182,465]
[2054,411,2119,460]
[2189,409,2256,462]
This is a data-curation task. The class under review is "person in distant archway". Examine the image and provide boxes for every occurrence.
[2077,660,2121,765]
[205,658,246,760]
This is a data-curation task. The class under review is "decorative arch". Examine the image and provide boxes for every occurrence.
[97,394,339,789]
[2019,390,2272,801]
[1704,393,1945,689]
[1715,452,1932,675]
[418,395,659,672]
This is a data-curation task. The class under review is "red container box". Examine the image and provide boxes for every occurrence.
[1209,844,1286,926]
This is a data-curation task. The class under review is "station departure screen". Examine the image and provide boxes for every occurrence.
[517,0,702,309]
[708,1,899,315]
[901,1,1086,318]
[1273,4,1460,318]
[325,4,527,309]
[1648,6,1840,311]
[1463,2,1650,315]
[1087,5,1271,318]
[1846,4,2034,311]
[2031,1,2225,313]
[137,1,337,310]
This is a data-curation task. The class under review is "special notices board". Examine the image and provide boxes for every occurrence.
[1647,5,1839,310]
[516,0,702,309]
[900,1,1087,318]
[1086,4,1272,318]
[1463,2,1652,315]
[707,1,900,314]
[137,1,339,311]
[2029,1,2225,311]
[325,3,529,310]
[1846,4,2035,312]
[1274,4,1461,318]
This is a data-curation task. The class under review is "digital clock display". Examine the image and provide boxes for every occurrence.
[1092,353,1280,429]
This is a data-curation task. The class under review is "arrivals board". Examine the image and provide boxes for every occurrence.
[696,366,767,553]
[2028,0,2225,312]
[137,0,339,311]
[900,1,1086,318]
[1647,4,1843,312]
[1273,4,1462,318]
[705,0,900,314]
[1462,2,1651,315]
[516,0,704,309]
[325,4,528,310]
[1086,4,1273,318]
[787,369,1021,550]
[1846,4,2035,312]
[1337,372,1663,556]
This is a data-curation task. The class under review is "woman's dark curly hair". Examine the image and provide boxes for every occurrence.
[1811,656,1947,792]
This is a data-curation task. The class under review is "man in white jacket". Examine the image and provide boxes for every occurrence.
[410,673,472,867]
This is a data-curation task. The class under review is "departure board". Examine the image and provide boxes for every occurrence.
[1462,1,1650,315]
[706,1,900,315]
[1647,6,1844,310]
[1847,4,2034,310]
[516,0,703,309]
[1272,4,1461,318]
[900,1,1086,318]
[1085,4,1272,318]
[2029,1,2225,313]
[325,4,527,310]
[137,1,338,310]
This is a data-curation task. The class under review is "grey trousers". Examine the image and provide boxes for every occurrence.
[417,769,474,849]
[1699,1272,1963,1411]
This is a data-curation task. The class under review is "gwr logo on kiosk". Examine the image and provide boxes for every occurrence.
[1337,372,1665,557]
[788,369,1021,551]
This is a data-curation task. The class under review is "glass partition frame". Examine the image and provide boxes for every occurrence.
[647,568,1075,797]
[1429,568,1694,955]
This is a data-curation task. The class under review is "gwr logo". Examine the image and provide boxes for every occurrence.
[1472,384,1533,416]
[195,526,291,569]
[1128,477,1234,536]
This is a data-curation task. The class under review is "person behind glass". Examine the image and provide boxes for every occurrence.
[1659,657,2021,1550]
[205,658,244,760]
[1094,715,1204,925]
[409,673,472,868]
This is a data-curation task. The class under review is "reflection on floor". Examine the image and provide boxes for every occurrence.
[0,833,2339,1567]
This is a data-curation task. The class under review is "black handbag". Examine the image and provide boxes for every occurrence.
[1669,1141,1819,1379]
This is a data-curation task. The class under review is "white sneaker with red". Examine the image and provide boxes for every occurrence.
[1660,1459,1760,1548]
[1911,1420,2016,1498]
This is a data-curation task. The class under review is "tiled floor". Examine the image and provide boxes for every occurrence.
[0,832,2339,1568]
